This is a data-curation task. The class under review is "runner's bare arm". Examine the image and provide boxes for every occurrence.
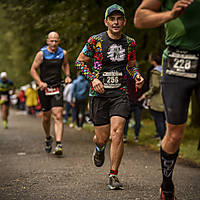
[76,52,91,65]
[30,51,47,90]
[62,50,72,83]
[134,0,194,29]
[76,52,104,94]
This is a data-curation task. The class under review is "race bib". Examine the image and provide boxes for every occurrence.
[166,48,199,79]
[102,72,122,89]
[0,94,8,102]
[45,87,59,96]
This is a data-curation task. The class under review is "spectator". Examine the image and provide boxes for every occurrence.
[139,53,166,140]
[123,73,145,143]
[25,84,38,115]
[63,82,76,127]
[71,72,90,129]
[10,92,18,109]
[18,89,26,110]
[35,95,42,113]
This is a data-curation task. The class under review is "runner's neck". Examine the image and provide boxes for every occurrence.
[47,46,57,54]
[107,30,122,40]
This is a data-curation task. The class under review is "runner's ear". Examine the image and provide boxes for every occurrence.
[123,18,127,26]
[46,38,50,45]
[104,19,109,27]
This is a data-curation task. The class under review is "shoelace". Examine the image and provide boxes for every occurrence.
[109,175,119,183]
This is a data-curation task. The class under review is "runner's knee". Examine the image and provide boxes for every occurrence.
[43,113,51,122]
[111,127,123,143]
[166,125,185,145]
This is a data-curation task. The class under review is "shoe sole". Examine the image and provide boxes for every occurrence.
[92,149,104,167]
[53,149,63,155]
[107,184,124,190]
[160,188,176,200]
[45,140,53,153]
[45,147,52,153]
[92,150,100,167]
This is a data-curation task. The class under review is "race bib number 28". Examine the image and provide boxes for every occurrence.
[166,49,199,78]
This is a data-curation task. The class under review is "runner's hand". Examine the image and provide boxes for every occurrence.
[38,82,47,91]
[170,0,194,19]
[92,79,104,94]
[70,101,75,107]
[138,94,146,101]
[135,74,144,89]
[65,76,72,84]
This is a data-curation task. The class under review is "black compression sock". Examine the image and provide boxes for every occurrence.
[46,136,51,140]
[160,147,179,191]
[56,141,61,145]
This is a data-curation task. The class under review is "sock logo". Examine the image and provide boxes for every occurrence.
[162,156,175,178]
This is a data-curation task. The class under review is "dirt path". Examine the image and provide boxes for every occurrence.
[0,109,199,200]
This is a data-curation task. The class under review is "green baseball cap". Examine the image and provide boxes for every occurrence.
[105,4,125,20]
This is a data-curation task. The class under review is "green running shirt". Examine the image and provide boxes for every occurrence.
[160,0,200,51]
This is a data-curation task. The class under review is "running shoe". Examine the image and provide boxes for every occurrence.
[160,188,175,200]
[3,120,8,129]
[123,137,127,143]
[153,133,160,139]
[53,144,63,155]
[45,137,53,153]
[134,136,139,142]
[63,119,67,124]
[108,175,123,190]
[93,146,105,167]
[69,123,74,128]
[75,126,82,131]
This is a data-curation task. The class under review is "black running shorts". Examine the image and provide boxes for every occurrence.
[161,58,200,125]
[89,95,130,126]
[38,85,64,112]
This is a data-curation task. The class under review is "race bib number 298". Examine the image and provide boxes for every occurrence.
[166,49,199,78]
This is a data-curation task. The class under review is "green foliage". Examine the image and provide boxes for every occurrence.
[0,0,165,82]
[0,5,30,86]
[0,0,199,125]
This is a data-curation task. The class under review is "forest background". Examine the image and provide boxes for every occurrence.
[0,0,199,126]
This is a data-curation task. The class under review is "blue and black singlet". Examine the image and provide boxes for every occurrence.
[40,46,64,86]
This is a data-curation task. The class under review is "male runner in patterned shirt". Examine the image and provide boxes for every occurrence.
[75,4,144,190]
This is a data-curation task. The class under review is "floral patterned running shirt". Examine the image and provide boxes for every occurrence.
[75,31,139,97]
